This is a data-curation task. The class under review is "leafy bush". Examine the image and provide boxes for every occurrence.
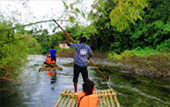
[0,20,41,94]
[156,39,170,52]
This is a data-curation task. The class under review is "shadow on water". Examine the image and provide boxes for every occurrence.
[0,55,170,107]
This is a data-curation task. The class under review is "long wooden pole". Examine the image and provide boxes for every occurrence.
[52,19,75,43]
[52,19,112,86]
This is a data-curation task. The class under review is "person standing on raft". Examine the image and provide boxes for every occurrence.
[46,45,57,62]
[65,33,93,93]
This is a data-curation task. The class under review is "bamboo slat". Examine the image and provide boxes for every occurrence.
[64,90,72,107]
[102,90,107,107]
[39,64,63,71]
[108,89,115,107]
[55,89,120,107]
[55,89,67,107]
[73,97,77,107]
[111,89,120,107]
[95,91,103,107]
[61,90,71,104]
[68,95,74,107]
[105,90,111,107]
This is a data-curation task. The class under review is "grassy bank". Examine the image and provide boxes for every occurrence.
[108,47,170,79]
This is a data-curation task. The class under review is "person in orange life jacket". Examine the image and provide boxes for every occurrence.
[65,33,93,93]
[44,54,55,67]
[77,79,99,107]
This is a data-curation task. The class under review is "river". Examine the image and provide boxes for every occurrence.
[0,55,169,107]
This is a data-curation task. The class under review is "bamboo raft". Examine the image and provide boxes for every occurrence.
[54,89,120,107]
[39,64,63,72]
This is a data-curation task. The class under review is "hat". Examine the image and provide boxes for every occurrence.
[48,54,51,57]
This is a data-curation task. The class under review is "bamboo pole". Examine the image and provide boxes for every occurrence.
[59,93,116,97]
[111,89,120,107]
[94,91,99,107]
[99,91,104,107]
[59,93,77,96]
[97,91,102,107]
[54,89,67,107]
[114,96,120,107]
[70,90,77,107]
[89,60,112,86]
[60,90,72,107]
[97,93,116,96]
[52,19,75,43]
[101,90,107,107]
[105,90,111,107]
[68,94,75,107]
[60,90,69,104]
[73,97,77,107]
[64,90,72,107]
[108,89,115,107]
[39,64,63,71]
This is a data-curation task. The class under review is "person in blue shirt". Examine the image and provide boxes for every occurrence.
[65,33,93,93]
[47,45,57,62]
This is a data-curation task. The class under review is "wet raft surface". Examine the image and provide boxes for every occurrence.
[55,89,120,107]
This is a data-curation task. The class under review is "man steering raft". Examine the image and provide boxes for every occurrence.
[65,33,93,93]
[46,45,57,62]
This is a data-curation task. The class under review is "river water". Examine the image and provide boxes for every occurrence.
[0,55,169,107]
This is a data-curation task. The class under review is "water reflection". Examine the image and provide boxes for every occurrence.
[50,71,57,84]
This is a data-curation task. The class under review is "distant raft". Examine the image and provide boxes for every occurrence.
[55,88,120,107]
[39,64,63,71]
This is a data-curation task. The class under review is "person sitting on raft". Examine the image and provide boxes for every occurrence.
[77,79,99,107]
[44,54,56,67]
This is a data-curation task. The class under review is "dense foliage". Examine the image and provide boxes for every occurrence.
[86,0,170,53]
[0,20,40,94]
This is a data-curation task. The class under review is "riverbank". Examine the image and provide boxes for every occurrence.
[57,49,170,80]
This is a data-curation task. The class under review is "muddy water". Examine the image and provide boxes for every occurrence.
[0,55,169,107]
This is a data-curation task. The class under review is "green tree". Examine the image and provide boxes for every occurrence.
[0,20,41,95]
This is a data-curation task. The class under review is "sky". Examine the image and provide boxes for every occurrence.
[0,0,94,34]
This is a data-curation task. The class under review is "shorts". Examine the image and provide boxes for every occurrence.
[73,64,88,83]
[51,57,56,61]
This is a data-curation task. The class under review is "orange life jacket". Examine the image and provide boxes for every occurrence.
[77,91,99,107]
[46,57,55,64]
